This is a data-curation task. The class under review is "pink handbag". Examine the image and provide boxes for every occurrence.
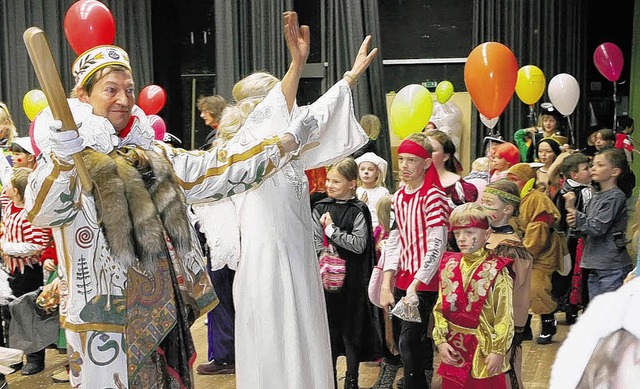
[319,234,346,293]
[368,247,385,308]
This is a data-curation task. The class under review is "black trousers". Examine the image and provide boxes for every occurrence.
[393,288,438,389]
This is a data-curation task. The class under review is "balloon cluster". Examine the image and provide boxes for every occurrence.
[390,40,625,140]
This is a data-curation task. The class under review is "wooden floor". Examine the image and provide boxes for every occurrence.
[7,314,567,388]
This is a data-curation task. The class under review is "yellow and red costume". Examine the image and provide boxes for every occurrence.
[433,248,514,388]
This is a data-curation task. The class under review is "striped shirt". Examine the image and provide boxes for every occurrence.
[1,192,50,274]
[393,181,450,291]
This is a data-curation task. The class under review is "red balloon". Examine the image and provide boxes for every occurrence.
[148,114,167,141]
[64,0,116,55]
[464,42,518,119]
[138,85,167,115]
[594,42,624,82]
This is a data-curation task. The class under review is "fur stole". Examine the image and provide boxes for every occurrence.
[81,147,193,269]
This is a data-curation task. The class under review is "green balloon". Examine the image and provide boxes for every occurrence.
[435,81,454,104]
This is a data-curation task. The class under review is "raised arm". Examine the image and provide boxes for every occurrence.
[281,11,310,112]
[341,36,379,88]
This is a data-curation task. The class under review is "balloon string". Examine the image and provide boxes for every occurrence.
[613,81,618,130]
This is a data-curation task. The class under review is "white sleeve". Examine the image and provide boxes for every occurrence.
[157,135,292,203]
[383,229,401,273]
[414,226,447,285]
[299,80,368,168]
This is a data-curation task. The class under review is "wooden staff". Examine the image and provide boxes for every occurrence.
[23,27,93,192]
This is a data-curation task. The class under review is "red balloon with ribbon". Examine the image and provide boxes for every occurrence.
[138,85,167,115]
[64,0,116,55]
[464,42,518,134]
[594,43,624,128]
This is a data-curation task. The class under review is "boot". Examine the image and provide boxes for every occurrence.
[345,373,359,389]
[537,313,557,345]
[371,360,400,389]
[565,304,579,325]
[522,314,533,341]
[21,349,45,375]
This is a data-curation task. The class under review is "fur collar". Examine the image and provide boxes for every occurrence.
[82,147,193,268]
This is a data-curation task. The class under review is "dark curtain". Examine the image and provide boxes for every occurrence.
[0,0,153,134]
[326,0,392,187]
[471,0,587,157]
[214,0,294,101]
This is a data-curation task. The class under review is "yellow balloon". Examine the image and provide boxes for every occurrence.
[390,84,433,139]
[515,65,546,105]
[23,89,49,121]
[435,81,454,104]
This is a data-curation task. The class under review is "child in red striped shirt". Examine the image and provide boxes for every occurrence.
[380,133,452,388]
[0,167,53,375]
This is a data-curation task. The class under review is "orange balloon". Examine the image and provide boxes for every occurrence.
[464,42,518,119]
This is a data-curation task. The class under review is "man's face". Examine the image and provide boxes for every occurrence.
[79,70,135,132]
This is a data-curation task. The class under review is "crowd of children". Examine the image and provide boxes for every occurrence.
[304,105,639,389]
[1,79,640,389]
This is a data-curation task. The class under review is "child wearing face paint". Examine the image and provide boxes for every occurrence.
[8,138,36,169]
[312,158,381,389]
[355,152,389,228]
[379,133,451,388]
[432,202,514,389]
[482,179,533,389]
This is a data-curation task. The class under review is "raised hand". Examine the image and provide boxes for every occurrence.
[345,35,379,86]
[283,11,310,66]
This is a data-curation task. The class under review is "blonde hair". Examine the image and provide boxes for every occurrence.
[471,157,490,172]
[576,329,640,389]
[449,202,489,228]
[360,114,381,140]
[232,72,279,102]
[214,72,279,144]
[403,132,434,154]
[0,102,18,143]
[376,195,393,231]
[10,167,32,199]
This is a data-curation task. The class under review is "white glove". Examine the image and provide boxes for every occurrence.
[49,120,85,160]
[284,110,319,147]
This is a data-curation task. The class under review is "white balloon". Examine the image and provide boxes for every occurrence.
[479,113,499,129]
[430,101,463,139]
[548,73,580,116]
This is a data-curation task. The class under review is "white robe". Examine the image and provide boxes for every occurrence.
[232,80,367,388]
